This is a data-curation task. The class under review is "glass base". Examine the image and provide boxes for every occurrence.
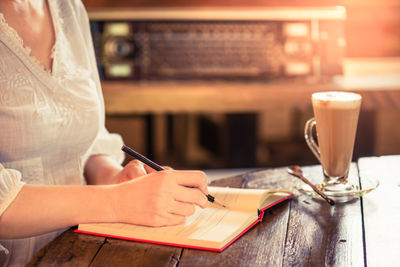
[293,176,379,203]
[242,166,379,204]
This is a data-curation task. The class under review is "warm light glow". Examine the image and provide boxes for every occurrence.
[105,23,130,35]
[108,64,132,77]
[283,23,309,37]
[284,62,310,75]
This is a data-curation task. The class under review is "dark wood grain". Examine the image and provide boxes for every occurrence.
[91,238,182,267]
[179,202,290,267]
[28,157,400,266]
[208,172,248,188]
[282,164,365,267]
[27,228,105,266]
[358,156,400,267]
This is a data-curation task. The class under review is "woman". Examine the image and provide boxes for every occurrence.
[0,0,208,265]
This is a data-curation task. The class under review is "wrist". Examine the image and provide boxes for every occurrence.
[105,183,124,223]
[77,185,119,224]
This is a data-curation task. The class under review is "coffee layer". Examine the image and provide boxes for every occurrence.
[312,91,361,178]
[312,91,361,109]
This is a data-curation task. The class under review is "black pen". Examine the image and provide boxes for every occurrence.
[121,145,226,208]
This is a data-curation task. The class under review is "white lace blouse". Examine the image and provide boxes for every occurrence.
[0,0,124,265]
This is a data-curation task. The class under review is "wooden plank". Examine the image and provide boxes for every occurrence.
[387,90,400,108]
[179,168,292,266]
[101,80,318,114]
[209,172,248,188]
[27,228,105,267]
[179,203,290,267]
[358,155,400,267]
[90,238,182,267]
[102,80,400,114]
[282,164,365,267]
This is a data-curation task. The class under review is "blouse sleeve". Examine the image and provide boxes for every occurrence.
[74,0,125,165]
[87,127,125,164]
[0,164,25,216]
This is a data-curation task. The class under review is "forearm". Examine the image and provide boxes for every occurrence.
[0,169,209,239]
[0,184,116,239]
[84,154,123,185]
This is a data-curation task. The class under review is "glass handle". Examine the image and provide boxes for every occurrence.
[304,118,321,163]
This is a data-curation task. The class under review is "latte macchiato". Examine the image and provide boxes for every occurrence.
[305,91,361,188]
[312,91,361,179]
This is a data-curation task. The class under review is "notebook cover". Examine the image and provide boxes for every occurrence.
[75,193,293,252]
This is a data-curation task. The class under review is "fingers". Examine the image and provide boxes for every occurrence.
[114,160,148,183]
[167,200,197,217]
[162,166,174,171]
[142,164,172,174]
[125,160,147,176]
[174,186,208,208]
[116,169,209,227]
[158,170,209,208]
[174,170,209,195]
[155,213,186,227]
[143,164,158,174]
[153,201,196,226]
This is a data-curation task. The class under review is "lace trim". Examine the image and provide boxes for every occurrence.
[48,0,63,72]
[0,178,24,256]
[0,1,90,89]
[0,171,25,216]
[0,11,58,75]
[0,14,31,55]
[48,1,87,80]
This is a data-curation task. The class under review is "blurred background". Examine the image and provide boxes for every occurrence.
[82,0,400,170]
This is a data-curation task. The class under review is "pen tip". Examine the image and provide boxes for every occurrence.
[214,200,227,208]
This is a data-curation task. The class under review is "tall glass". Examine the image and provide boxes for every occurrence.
[305,91,361,195]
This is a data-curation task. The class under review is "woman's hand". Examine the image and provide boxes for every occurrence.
[110,160,156,183]
[0,167,207,238]
[85,155,168,185]
[109,170,209,227]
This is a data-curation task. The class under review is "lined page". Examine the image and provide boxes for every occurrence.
[79,187,263,248]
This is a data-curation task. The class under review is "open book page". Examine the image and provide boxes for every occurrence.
[208,186,290,212]
[78,187,291,250]
[259,192,292,211]
[79,205,256,249]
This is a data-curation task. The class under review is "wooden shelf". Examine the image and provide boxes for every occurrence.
[102,58,400,114]
[102,80,400,114]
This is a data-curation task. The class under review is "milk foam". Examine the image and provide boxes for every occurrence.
[312,91,361,109]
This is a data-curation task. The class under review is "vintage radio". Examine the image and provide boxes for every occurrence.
[88,7,346,80]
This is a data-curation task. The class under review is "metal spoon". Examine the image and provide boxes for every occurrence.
[287,165,335,206]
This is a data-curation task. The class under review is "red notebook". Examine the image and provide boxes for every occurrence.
[76,186,292,252]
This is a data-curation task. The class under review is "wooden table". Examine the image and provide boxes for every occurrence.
[28,155,400,266]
